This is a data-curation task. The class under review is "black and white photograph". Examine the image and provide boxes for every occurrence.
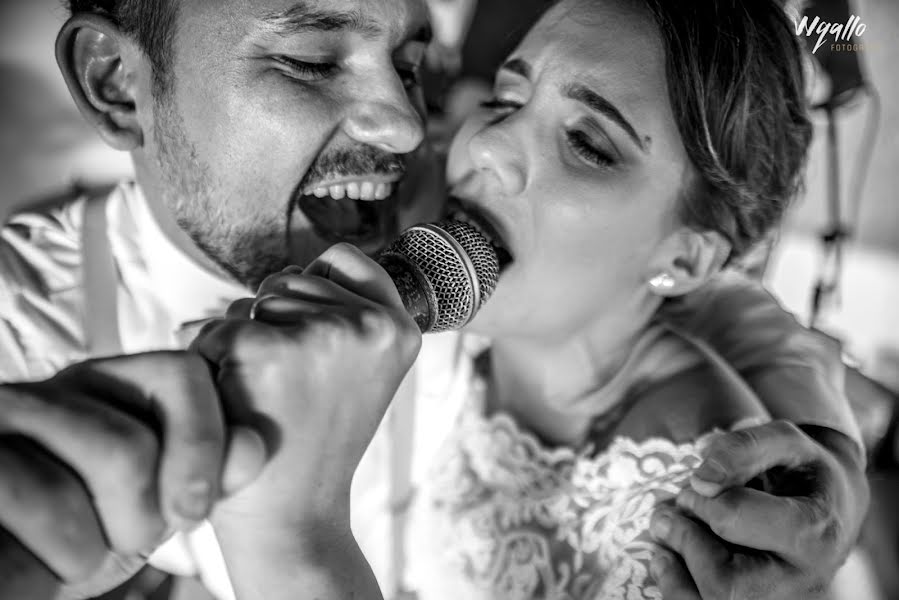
[0,0,897,598]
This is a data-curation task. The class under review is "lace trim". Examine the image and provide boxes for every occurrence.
[409,381,721,600]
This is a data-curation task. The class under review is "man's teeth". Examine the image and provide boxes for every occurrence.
[308,181,394,201]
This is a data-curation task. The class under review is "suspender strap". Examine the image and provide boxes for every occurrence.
[388,370,417,598]
[81,192,122,356]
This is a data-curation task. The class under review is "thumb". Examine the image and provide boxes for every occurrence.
[691,420,822,496]
[73,352,226,528]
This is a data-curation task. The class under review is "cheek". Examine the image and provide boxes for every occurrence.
[528,180,673,299]
[178,72,337,200]
[446,115,488,183]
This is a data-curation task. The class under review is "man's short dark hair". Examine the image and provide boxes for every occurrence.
[68,0,179,95]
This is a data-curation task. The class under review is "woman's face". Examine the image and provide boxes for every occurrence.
[447,0,692,341]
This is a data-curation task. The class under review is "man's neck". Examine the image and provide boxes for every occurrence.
[137,183,238,285]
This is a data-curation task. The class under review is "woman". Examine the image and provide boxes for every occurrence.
[394,0,813,597]
[222,0,816,598]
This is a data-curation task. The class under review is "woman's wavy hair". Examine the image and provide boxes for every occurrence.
[66,0,178,96]
[640,0,813,260]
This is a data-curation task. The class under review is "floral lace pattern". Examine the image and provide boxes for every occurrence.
[406,380,716,600]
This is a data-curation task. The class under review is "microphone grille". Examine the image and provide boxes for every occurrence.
[385,220,499,332]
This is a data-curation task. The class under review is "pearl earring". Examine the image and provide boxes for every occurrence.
[648,272,676,290]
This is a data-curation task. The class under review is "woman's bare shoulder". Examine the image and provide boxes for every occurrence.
[612,357,770,445]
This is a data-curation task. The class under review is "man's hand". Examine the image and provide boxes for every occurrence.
[197,243,421,528]
[649,420,867,599]
[194,243,421,600]
[0,353,265,599]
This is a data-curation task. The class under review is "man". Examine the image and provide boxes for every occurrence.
[0,0,868,598]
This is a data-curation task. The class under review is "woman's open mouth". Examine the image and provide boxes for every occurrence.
[447,197,514,272]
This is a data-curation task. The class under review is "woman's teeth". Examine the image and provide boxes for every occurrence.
[309,181,394,201]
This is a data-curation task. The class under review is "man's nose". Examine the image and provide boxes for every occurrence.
[342,77,424,154]
[467,123,527,196]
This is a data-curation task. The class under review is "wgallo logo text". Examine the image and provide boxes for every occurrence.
[796,14,867,53]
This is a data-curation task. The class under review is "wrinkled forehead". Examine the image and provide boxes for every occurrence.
[517,0,667,103]
[183,0,430,48]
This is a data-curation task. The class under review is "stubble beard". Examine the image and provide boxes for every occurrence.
[151,90,290,291]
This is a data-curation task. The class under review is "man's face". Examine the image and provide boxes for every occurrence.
[133,0,437,288]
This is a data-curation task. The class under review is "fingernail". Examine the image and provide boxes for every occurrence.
[690,476,721,497]
[174,480,212,521]
[650,553,671,579]
[694,459,726,483]
[650,511,672,539]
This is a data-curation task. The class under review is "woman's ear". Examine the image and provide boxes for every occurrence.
[56,13,144,151]
[645,228,731,297]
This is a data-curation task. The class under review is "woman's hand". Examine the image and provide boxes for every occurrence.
[649,420,867,599]
[195,243,421,600]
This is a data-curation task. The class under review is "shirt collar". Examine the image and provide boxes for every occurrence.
[120,182,248,328]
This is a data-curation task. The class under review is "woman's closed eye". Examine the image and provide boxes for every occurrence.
[273,56,337,82]
[566,129,616,168]
[480,97,522,111]
[479,97,523,126]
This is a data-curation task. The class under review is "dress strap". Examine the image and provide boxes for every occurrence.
[81,190,122,356]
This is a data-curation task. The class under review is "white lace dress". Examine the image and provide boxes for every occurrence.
[404,375,716,600]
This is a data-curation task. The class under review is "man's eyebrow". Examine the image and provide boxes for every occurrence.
[261,2,382,37]
[563,82,647,153]
[260,1,432,44]
[498,57,531,79]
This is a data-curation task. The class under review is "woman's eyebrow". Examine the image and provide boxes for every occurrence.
[562,82,647,153]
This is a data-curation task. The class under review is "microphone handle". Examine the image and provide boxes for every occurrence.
[377,252,439,333]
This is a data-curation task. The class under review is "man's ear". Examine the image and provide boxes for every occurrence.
[645,228,731,297]
[56,14,144,151]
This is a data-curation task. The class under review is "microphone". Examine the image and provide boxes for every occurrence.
[378,220,499,333]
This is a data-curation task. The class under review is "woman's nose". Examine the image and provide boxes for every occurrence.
[467,124,527,196]
[342,78,424,154]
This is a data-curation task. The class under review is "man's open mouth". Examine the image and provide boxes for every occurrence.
[295,175,403,246]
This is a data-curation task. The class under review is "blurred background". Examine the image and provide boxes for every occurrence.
[1,0,897,597]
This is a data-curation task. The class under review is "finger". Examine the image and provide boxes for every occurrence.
[225,298,256,319]
[0,386,165,554]
[255,265,304,296]
[650,507,730,583]
[192,318,271,369]
[84,352,227,530]
[304,243,404,310]
[255,271,361,308]
[251,294,336,323]
[0,527,59,600]
[692,420,822,496]
[677,486,819,559]
[649,548,701,600]
[0,437,107,582]
[221,425,267,495]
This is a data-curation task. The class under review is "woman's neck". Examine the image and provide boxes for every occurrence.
[487,302,658,447]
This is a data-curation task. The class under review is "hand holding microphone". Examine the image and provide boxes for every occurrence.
[194,220,497,599]
[0,219,496,600]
